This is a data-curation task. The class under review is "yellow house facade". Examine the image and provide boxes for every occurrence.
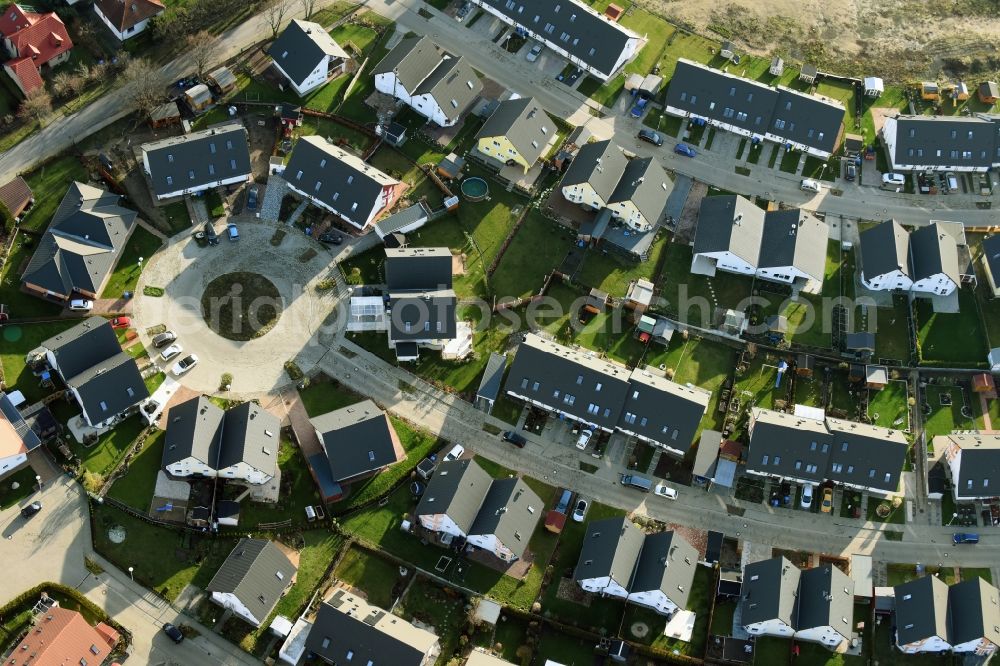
[475,97,556,174]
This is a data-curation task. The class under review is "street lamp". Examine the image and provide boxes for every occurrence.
[948,512,958,526]
[128,566,134,581]
[35,475,41,492]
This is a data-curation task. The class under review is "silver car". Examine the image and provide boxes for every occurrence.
[526,44,542,62]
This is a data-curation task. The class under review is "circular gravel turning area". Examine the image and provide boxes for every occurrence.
[201,272,283,341]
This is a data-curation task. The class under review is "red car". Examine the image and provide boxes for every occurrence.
[111,316,131,330]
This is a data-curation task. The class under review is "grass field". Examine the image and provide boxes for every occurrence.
[915,292,990,367]
[72,415,148,478]
[333,545,402,609]
[100,226,164,299]
[490,211,573,300]
[657,241,753,324]
[874,297,912,363]
[867,380,909,430]
[298,376,364,418]
[0,465,39,509]
[923,385,975,439]
[576,232,668,296]
[0,320,78,403]
[107,430,164,510]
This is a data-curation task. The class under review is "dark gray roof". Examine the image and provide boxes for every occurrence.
[374,202,429,237]
[477,352,507,402]
[948,577,1000,648]
[284,135,400,228]
[0,391,41,452]
[504,333,631,431]
[385,247,453,290]
[374,35,444,93]
[310,399,402,481]
[796,566,853,640]
[162,396,224,468]
[665,59,778,136]
[469,477,543,559]
[692,195,765,266]
[573,516,644,586]
[826,417,907,494]
[740,556,801,628]
[477,97,553,166]
[162,397,278,476]
[305,592,431,665]
[772,87,844,155]
[618,368,710,454]
[216,401,279,475]
[561,140,628,204]
[608,157,671,226]
[982,235,1000,285]
[909,222,960,285]
[894,575,950,647]
[267,19,348,88]
[206,538,295,622]
[981,82,1000,99]
[387,290,457,342]
[473,0,639,79]
[758,208,827,280]
[630,531,698,609]
[747,409,831,484]
[413,56,482,124]
[889,115,1000,169]
[142,123,251,196]
[42,316,123,380]
[66,351,148,425]
[22,182,137,297]
[691,430,722,479]
[860,219,910,281]
[415,458,492,533]
[941,433,1000,499]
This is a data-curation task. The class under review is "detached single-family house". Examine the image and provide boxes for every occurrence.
[795,565,855,648]
[206,538,296,627]
[8,606,119,665]
[937,432,1000,501]
[466,477,543,562]
[310,399,404,484]
[0,390,40,479]
[881,115,1000,173]
[94,0,164,41]
[302,589,441,665]
[859,219,912,291]
[280,135,406,230]
[475,96,555,173]
[981,235,1000,297]
[39,318,148,429]
[374,35,482,127]
[606,157,671,233]
[20,181,137,303]
[740,557,801,638]
[162,396,279,485]
[560,139,628,211]
[141,122,252,199]
[0,4,72,95]
[383,247,457,360]
[627,530,698,616]
[949,577,1000,655]
[756,208,828,292]
[690,194,765,278]
[268,19,350,96]
[894,575,952,653]
[415,458,492,540]
[467,0,641,81]
[908,222,960,296]
[574,516,645,598]
[769,57,784,77]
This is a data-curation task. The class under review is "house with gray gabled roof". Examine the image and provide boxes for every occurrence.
[374,35,482,127]
[860,219,912,291]
[468,0,641,81]
[475,96,556,174]
[0,390,41,479]
[268,19,350,96]
[756,208,828,293]
[740,556,801,638]
[627,531,698,615]
[894,575,952,653]
[936,432,1000,501]
[560,139,629,212]
[618,368,710,459]
[768,87,845,158]
[206,538,296,627]
[908,222,960,296]
[690,195,765,278]
[795,565,854,648]
[607,157,671,233]
[141,122,251,199]
[467,477,543,562]
[980,234,1000,297]
[882,114,1000,172]
[21,182,136,303]
[949,577,1000,655]
[383,247,457,361]
[574,516,645,599]
[38,317,147,430]
[280,135,406,230]
[310,399,404,483]
[216,401,280,484]
[415,459,492,539]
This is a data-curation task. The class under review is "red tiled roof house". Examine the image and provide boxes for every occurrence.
[7,606,120,666]
[0,4,73,96]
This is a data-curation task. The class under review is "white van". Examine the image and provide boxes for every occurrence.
[800,179,821,193]
[69,299,93,312]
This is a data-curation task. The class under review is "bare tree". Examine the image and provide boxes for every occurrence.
[264,0,290,40]
[298,0,318,19]
[19,89,52,123]
[186,30,220,78]
[119,58,169,117]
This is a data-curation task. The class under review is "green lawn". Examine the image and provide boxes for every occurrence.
[73,415,148,478]
[0,232,63,320]
[0,465,39,509]
[491,211,572,300]
[915,291,989,367]
[20,156,89,232]
[396,576,468,663]
[334,545,403,609]
[644,108,683,136]
[667,336,738,436]
[0,320,78,403]
[961,567,994,584]
[868,497,906,525]
[867,380,909,430]
[159,201,193,236]
[923,385,975,439]
[144,371,166,395]
[779,147,802,173]
[623,565,713,657]
[874,297,912,363]
[100,226,164,298]
[237,441,321,528]
[107,430,164,510]
[535,628,599,665]
[341,246,385,285]
[298,376,364,418]
[887,563,956,587]
[657,241,753,325]
[576,231,668,296]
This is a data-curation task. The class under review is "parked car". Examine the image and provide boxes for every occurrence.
[881,172,906,189]
[69,299,93,312]
[152,331,177,348]
[821,487,833,513]
[319,232,343,245]
[172,354,199,376]
[443,444,465,462]
[246,185,258,211]
[780,481,793,507]
[160,344,183,362]
[620,474,652,492]
[20,501,42,518]
[162,623,184,644]
[800,178,821,193]
[945,171,959,193]
[227,223,239,241]
[575,429,593,450]
[572,498,589,522]
[203,221,219,245]
[800,484,815,509]
[456,1,472,21]
[845,162,857,181]
[554,488,574,514]
[654,483,678,500]
[526,43,543,62]
[954,533,980,545]
[674,143,697,158]
[110,316,131,329]
[502,430,527,448]
[637,128,663,146]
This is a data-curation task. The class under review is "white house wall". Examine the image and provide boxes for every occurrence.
[466,533,516,561]
[692,250,756,276]
[910,274,957,296]
[0,452,27,476]
[375,72,413,104]
[861,269,912,292]
[610,200,652,232]
[419,512,466,538]
[627,590,679,615]
[167,457,216,477]
[898,635,952,654]
[94,8,155,40]
[284,181,383,230]
[578,574,629,599]
[953,638,998,655]
[273,57,330,96]
[745,619,795,638]
[211,591,263,627]
[795,625,847,648]
[562,183,605,210]
[217,461,273,485]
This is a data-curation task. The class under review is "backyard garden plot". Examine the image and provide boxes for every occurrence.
[915,292,990,367]
[656,242,753,325]
[490,211,573,301]
[620,565,714,657]
[732,354,789,418]
[0,321,78,403]
[107,430,164,510]
[665,336,738,436]
[235,441,322,528]
[298,376,365,418]
[333,545,402,609]
[923,384,976,439]
[873,297,912,364]
[867,379,910,430]
[367,147,444,211]
[576,232,669,297]
[19,156,89,232]
[100,226,164,299]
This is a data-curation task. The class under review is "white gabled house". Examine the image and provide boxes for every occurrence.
[740,557,801,638]
[573,517,645,599]
[755,208,828,293]
[206,539,296,627]
[859,219,913,291]
[93,0,164,41]
[626,531,698,616]
[794,565,854,648]
[465,477,543,562]
[894,575,953,654]
[936,432,1000,501]
[268,19,350,96]
[141,123,252,200]
[559,139,629,211]
[414,459,491,540]
[908,222,960,297]
[690,195,764,278]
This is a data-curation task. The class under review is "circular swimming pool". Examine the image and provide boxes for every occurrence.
[460,176,489,201]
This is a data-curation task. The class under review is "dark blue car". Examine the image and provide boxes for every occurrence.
[674,143,697,158]
[246,186,258,211]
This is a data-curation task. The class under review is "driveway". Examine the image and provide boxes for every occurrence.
[133,218,345,396]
